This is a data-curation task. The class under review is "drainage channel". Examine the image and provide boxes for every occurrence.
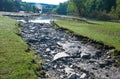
[18,18,120,79]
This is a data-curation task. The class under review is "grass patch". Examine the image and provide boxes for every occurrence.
[0,16,39,79]
[56,20,120,51]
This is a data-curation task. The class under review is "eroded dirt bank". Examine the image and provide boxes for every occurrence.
[18,18,120,79]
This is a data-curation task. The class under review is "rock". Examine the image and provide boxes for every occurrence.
[104,59,114,66]
[99,59,114,68]
[17,20,26,23]
[65,66,74,75]
[53,65,57,69]
[92,51,102,59]
[27,38,38,43]
[60,75,65,79]
[106,49,115,55]
[106,56,111,59]
[46,48,51,52]
[80,52,91,59]
[88,59,96,63]
[50,51,57,54]
[99,61,107,68]
[70,65,74,68]
[68,72,80,79]
[80,73,87,79]
[53,52,70,61]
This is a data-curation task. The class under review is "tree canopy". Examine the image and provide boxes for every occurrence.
[0,0,39,13]
[53,0,120,20]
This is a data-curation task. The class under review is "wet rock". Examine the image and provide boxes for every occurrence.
[27,38,38,43]
[99,59,114,68]
[80,52,91,59]
[99,61,107,68]
[68,72,80,79]
[80,73,87,79]
[65,66,74,75]
[53,65,57,69]
[60,75,65,79]
[88,59,96,63]
[50,51,57,55]
[53,52,70,61]
[104,59,114,66]
[17,20,26,23]
[46,48,51,52]
[106,56,111,59]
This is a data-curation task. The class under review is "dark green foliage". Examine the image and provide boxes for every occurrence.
[54,0,120,20]
[0,0,20,12]
[71,0,117,19]
[53,2,68,15]
[0,0,39,13]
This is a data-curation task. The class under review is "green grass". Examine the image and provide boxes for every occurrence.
[56,20,120,51]
[0,16,39,79]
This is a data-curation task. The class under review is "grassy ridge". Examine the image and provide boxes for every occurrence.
[0,16,37,79]
[56,20,120,51]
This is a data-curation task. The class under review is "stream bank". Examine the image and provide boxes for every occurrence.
[17,16,120,79]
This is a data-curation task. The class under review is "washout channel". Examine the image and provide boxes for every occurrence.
[14,15,120,79]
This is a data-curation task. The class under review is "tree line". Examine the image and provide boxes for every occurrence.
[53,0,120,20]
[0,0,39,13]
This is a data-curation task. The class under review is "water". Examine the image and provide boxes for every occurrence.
[29,15,55,23]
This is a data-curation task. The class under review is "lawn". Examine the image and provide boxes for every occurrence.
[0,16,38,79]
[56,20,120,51]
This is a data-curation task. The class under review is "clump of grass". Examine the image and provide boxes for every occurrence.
[0,16,40,79]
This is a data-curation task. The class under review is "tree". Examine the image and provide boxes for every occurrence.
[67,0,78,15]
[54,2,68,15]
[0,0,39,13]
[115,0,120,18]
[53,0,120,20]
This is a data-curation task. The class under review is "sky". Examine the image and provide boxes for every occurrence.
[22,0,68,5]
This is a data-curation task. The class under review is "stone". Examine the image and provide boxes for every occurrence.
[99,61,107,68]
[88,59,96,63]
[65,66,74,75]
[68,72,80,79]
[80,52,91,59]
[104,59,114,66]
[53,52,70,61]
[60,75,65,79]
[106,56,111,59]
[99,59,114,68]
[50,51,57,54]
[80,73,87,79]
[70,65,74,68]
[27,38,38,43]
[46,48,50,52]
[17,20,26,23]
[53,65,57,69]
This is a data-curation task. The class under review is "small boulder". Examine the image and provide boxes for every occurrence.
[81,52,91,59]
[80,73,88,79]
[46,48,50,52]
[68,73,80,79]
[99,61,107,68]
